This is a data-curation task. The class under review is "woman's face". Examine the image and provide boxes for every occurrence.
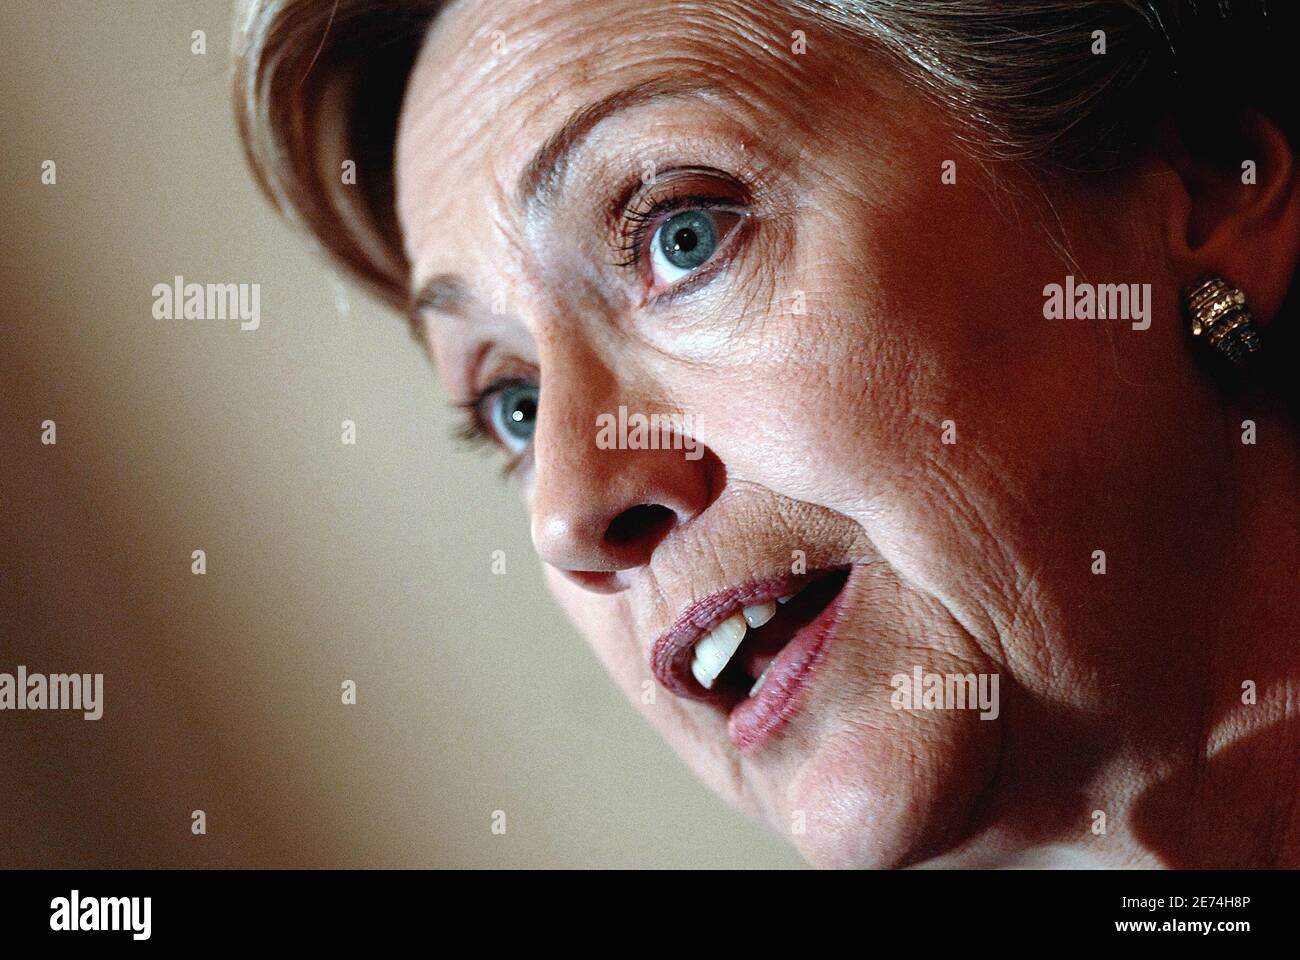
[395,0,1213,867]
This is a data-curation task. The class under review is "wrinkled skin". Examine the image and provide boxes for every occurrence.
[394,0,1300,867]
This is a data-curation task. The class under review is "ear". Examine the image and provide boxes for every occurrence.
[1160,110,1300,327]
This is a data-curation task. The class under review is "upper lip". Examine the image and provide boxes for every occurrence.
[649,568,841,701]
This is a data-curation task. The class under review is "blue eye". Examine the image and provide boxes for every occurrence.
[488,382,539,452]
[654,211,717,274]
[647,207,742,288]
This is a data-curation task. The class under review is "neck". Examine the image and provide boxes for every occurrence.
[1152,400,1300,867]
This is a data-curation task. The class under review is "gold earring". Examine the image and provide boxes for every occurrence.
[1184,275,1262,366]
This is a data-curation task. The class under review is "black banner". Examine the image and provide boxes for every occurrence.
[0,869,1288,946]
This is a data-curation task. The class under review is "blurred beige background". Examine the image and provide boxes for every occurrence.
[0,0,801,868]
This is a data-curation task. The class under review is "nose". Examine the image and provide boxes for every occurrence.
[533,472,705,575]
[529,372,714,581]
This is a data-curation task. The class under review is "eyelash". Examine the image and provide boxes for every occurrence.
[454,376,533,477]
[612,191,739,271]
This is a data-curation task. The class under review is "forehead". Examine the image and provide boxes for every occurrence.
[394,0,808,286]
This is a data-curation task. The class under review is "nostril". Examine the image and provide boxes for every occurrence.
[604,503,676,550]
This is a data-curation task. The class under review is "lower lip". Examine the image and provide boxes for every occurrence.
[726,570,852,752]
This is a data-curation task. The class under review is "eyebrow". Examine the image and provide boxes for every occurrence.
[411,272,471,321]
[409,75,720,329]
[515,74,716,213]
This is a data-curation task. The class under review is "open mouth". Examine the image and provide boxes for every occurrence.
[651,566,852,750]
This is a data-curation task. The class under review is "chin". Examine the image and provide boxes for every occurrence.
[782,715,1002,869]
[559,551,1006,869]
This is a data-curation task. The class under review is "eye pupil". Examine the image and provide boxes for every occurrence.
[508,395,536,427]
[494,384,538,445]
[658,210,716,271]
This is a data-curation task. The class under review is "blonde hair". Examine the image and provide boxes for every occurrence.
[233,0,1291,310]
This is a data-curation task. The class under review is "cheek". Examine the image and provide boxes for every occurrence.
[544,570,643,702]
[544,570,694,737]
[723,175,1120,664]
[543,569,760,810]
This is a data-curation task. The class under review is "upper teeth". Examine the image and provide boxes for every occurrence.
[743,601,777,628]
[689,613,745,690]
[689,601,780,690]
